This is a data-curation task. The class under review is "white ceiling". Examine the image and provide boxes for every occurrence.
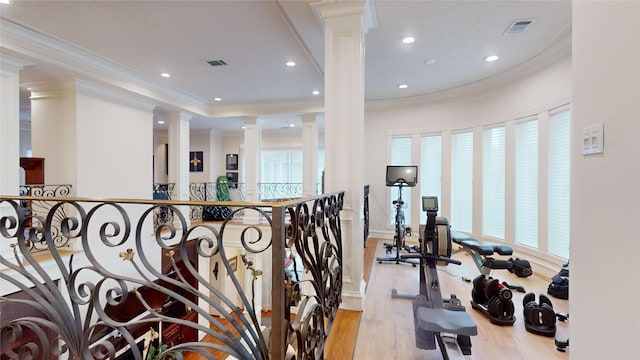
[0,0,571,134]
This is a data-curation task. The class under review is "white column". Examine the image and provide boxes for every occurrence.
[242,117,262,205]
[0,55,30,197]
[241,117,267,312]
[312,0,376,311]
[0,55,31,259]
[208,129,223,182]
[168,111,191,225]
[300,113,319,197]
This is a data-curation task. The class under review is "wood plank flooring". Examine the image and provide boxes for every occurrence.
[352,238,569,360]
[186,237,570,359]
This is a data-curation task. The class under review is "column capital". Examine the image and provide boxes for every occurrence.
[0,54,32,75]
[242,116,263,127]
[311,0,377,33]
[299,113,320,124]
[166,110,193,123]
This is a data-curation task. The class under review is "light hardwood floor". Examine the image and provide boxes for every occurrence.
[189,237,569,359]
[350,238,570,360]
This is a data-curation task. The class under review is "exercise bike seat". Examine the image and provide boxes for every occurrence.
[451,230,512,256]
[416,306,478,337]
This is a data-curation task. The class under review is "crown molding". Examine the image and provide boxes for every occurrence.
[1,18,210,117]
[211,99,324,118]
[366,26,572,111]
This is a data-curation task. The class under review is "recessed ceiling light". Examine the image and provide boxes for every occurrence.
[286,61,296,67]
[398,84,408,89]
[241,126,246,129]
[424,58,437,65]
[402,37,415,44]
[312,90,320,95]
[485,55,499,62]
[0,0,11,4]
[289,124,295,128]
[213,97,222,102]
[160,73,171,78]
[157,120,165,124]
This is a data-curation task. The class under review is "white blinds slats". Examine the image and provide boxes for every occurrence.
[483,126,505,239]
[390,137,413,225]
[548,109,571,258]
[451,132,473,232]
[515,120,539,248]
[420,135,442,224]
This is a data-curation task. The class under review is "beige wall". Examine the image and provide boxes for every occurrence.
[76,94,152,198]
[364,56,571,244]
[571,1,640,358]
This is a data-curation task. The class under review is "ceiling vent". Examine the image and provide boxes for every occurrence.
[503,19,534,35]
[205,60,227,67]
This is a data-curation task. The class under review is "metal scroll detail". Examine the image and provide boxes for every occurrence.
[0,192,344,360]
[17,184,73,252]
[283,193,344,358]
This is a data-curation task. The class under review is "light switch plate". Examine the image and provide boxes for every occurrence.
[582,124,604,155]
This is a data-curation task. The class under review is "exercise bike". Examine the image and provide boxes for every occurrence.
[400,196,478,359]
[377,165,420,266]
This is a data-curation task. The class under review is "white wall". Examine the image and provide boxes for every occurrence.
[365,56,571,240]
[153,132,169,184]
[219,131,318,184]
[208,130,223,181]
[30,83,78,189]
[190,132,212,183]
[221,133,244,181]
[76,94,152,199]
[571,2,640,358]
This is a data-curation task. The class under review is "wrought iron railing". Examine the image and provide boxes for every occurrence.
[153,183,175,227]
[17,184,73,252]
[258,183,302,202]
[188,182,246,221]
[188,182,322,222]
[0,192,344,359]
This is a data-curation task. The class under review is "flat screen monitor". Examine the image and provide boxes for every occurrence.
[385,165,418,187]
[422,196,438,212]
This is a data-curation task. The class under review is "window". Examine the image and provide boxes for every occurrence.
[317,149,325,193]
[261,148,302,183]
[389,137,412,225]
[420,135,441,224]
[483,126,505,239]
[515,119,538,248]
[261,147,324,188]
[451,131,473,232]
[548,109,571,258]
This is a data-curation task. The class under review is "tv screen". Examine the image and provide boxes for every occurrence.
[385,165,418,187]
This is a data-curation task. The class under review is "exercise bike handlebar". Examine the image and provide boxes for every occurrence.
[402,254,462,265]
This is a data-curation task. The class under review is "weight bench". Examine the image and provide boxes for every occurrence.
[450,230,513,276]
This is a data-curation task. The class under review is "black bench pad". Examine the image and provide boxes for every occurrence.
[451,231,512,256]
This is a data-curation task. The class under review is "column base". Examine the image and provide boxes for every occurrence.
[340,278,366,311]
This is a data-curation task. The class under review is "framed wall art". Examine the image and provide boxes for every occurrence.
[226,153,238,170]
[189,151,203,172]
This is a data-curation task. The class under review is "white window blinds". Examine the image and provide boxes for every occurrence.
[515,120,539,248]
[420,135,442,224]
[483,126,505,239]
[451,131,473,232]
[548,109,571,258]
[390,137,412,225]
